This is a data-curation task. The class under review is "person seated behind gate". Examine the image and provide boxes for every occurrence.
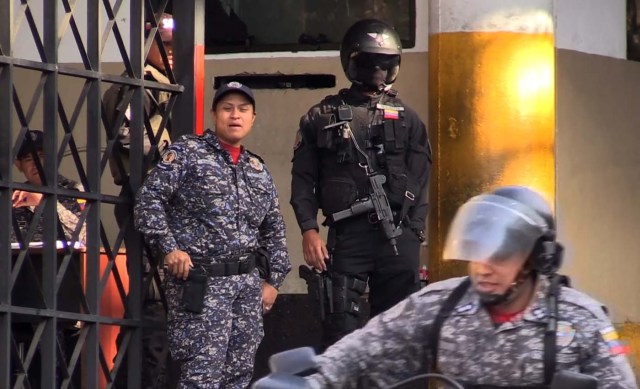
[12,129,86,246]
[10,129,86,388]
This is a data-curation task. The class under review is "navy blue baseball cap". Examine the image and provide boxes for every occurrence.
[17,130,44,159]
[212,81,255,110]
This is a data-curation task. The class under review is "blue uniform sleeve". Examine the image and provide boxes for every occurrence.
[134,140,190,256]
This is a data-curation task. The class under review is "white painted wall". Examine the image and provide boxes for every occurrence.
[11,0,131,63]
[10,0,627,62]
[555,0,627,59]
[428,0,554,33]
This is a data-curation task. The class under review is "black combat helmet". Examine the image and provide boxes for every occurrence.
[443,186,563,275]
[340,19,402,90]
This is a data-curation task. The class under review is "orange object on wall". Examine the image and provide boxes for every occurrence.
[99,250,129,388]
[82,249,129,388]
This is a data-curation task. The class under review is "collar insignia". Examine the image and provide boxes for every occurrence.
[249,157,263,172]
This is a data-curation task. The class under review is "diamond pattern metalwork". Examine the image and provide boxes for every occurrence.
[1,0,185,387]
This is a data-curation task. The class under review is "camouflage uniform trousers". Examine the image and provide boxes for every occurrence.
[166,269,263,389]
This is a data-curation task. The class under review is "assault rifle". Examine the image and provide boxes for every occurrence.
[332,173,403,255]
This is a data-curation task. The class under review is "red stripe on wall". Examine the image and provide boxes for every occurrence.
[195,44,205,135]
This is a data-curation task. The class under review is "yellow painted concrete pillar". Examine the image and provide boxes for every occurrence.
[428,0,556,281]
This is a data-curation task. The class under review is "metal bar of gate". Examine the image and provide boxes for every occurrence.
[0,0,14,387]
[84,0,102,386]
[42,0,60,385]
[173,0,205,136]
[126,0,145,386]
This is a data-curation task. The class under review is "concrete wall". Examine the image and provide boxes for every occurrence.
[556,49,640,322]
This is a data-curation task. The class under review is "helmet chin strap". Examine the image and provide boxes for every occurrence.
[478,270,534,307]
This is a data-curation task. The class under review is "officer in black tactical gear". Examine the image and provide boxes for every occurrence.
[291,18,432,348]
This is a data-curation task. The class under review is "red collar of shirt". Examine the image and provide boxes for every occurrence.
[219,141,242,164]
[489,307,526,324]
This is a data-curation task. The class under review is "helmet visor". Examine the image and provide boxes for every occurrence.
[443,194,547,265]
[352,53,400,71]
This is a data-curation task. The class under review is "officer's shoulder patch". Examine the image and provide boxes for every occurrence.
[156,144,186,171]
[249,157,264,172]
[245,149,266,172]
[161,149,177,164]
[156,149,178,171]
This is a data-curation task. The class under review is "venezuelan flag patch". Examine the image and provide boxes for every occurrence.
[599,326,631,356]
[383,109,399,120]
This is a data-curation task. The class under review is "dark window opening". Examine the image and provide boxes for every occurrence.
[213,74,336,89]
[205,0,416,54]
[628,0,640,61]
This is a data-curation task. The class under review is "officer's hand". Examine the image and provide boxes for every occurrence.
[261,281,278,314]
[302,229,329,271]
[164,249,193,280]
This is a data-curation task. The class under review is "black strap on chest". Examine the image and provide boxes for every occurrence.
[543,274,568,385]
[428,277,472,371]
[428,275,567,387]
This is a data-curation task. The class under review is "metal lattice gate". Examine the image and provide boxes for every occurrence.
[0,0,202,387]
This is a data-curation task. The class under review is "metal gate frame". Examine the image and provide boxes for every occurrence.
[0,0,203,387]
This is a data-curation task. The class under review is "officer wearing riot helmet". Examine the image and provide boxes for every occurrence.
[291,18,432,348]
[280,186,637,388]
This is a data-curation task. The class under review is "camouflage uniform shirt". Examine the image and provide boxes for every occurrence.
[134,130,290,288]
[306,276,638,388]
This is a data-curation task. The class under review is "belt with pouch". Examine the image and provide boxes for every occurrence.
[195,251,257,277]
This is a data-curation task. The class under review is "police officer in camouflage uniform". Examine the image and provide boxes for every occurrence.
[12,130,86,245]
[135,81,291,388]
[294,186,637,388]
[291,19,432,348]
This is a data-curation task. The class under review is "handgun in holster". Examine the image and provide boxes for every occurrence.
[255,247,271,280]
[299,265,332,320]
[181,267,208,314]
